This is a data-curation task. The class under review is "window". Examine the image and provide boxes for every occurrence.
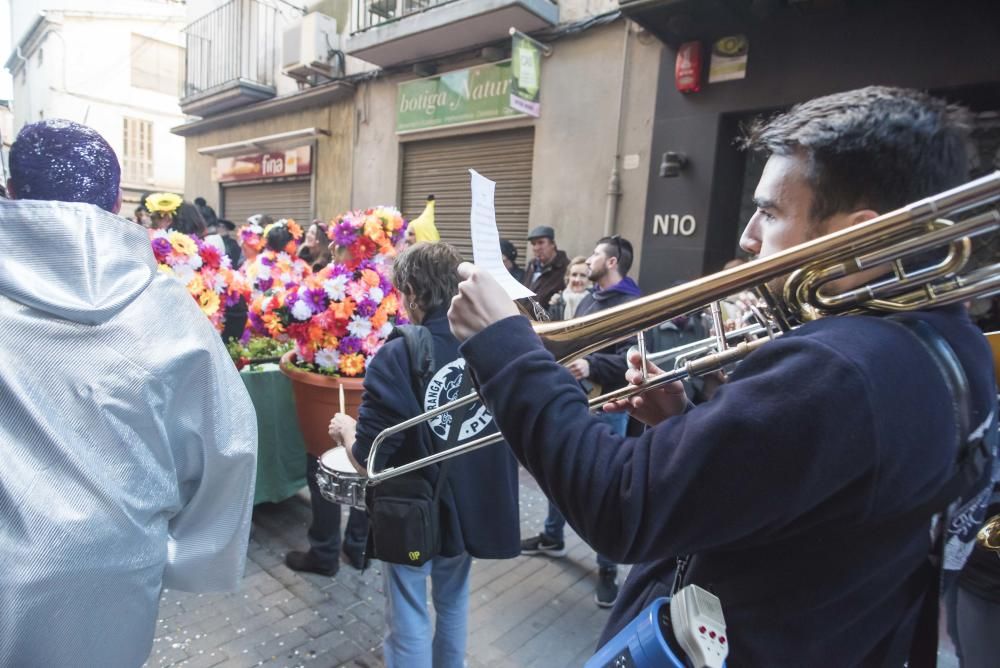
[131,34,182,96]
[123,118,154,184]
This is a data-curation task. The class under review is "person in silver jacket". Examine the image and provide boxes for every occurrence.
[0,119,258,667]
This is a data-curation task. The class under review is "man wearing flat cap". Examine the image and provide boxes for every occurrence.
[522,225,569,309]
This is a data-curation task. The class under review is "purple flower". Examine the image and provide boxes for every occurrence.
[284,290,301,312]
[239,328,252,345]
[260,255,274,267]
[151,236,172,259]
[340,336,362,354]
[258,276,274,293]
[248,311,264,335]
[334,220,357,246]
[357,298,377,318]
[302,287,328,313]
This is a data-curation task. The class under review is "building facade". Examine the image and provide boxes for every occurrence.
[622,0,1000,290]
[5,0,187,211]
[176,0,662,272]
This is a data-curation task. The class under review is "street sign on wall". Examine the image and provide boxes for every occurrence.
[396,61,525,133]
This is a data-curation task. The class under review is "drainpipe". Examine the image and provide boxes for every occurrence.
[604,19,632,237]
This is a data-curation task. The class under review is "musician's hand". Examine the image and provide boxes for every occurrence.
[602,348,687,426]
[566,358,590,380]
[342,443,367,476]
[449,262,520,342]
[328,413,357,448]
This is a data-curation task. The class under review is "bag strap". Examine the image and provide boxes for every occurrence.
[880,316,973,668]
[390,324,436,398]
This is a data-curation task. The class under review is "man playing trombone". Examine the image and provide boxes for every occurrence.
[448,86,999,666]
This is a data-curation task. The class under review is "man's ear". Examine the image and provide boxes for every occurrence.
[823,208,879,235]
[111,188,123,215]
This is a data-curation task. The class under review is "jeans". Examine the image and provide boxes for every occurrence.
[542,411,627,572]
[383,553,472,668]
[306,455,368,567]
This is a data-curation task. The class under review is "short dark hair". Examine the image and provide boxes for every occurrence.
[171,202,207,237]
[743,86,971,221]
[597,235,633,276]
[265,223,294,252]
[392,242,464,312]
[10,119,121,212]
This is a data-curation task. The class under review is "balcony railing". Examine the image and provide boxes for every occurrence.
[182,0,278,100]
[353,0,458,34]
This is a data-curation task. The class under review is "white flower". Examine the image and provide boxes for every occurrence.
[368,287,384,303]
[174,264,196,284]
[347,315,373,338]
[323,275,348,300]
[291,300,313,321]
[379,322,395,338]
[280,272,293,284]
[189,255,203,270]
[315,348,340,370]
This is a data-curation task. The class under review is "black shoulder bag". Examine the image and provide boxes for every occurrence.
[366,325,472,567]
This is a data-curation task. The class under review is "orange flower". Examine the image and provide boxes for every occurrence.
[331,296,356,320]
[262,313,285,337]
[360,269,380,288]
[339,353,365,377]
[371,305,388,330]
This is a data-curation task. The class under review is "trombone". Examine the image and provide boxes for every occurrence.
[318,172,1000,549]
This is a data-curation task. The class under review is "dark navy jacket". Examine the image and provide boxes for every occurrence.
[460,305,997,666]
[353,308,520,559]
[577,277,642,393]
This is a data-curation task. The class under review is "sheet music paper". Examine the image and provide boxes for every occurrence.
[469,169,535,300]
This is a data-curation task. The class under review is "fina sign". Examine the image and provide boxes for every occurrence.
[214,145,312,183]
[652,213,697,236]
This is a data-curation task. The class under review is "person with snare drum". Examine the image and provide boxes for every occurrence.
[328,242,520,668]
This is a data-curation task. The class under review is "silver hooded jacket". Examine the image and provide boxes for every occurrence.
[0,200,258,667]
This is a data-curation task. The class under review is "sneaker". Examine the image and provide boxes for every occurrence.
[520,533,567,558]
[285,550,338,577]
[595,569,619,608]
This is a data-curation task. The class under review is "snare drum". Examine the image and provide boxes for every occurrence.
[317,447,367,509]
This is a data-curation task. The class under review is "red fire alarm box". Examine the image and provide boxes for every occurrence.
[675,41,703,93]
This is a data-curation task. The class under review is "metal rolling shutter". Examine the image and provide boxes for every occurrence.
[222,179,313,226]
[401,128,534,262]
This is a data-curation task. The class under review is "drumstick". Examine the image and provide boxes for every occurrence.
[339,384,345,415]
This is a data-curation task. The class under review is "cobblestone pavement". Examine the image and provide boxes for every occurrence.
[145,468,619,668]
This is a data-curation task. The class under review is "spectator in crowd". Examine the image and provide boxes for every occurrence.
[521,236,641,608]
[406,194,440,246]
[214,218,243,268]
[298,219,333,272]
[0,119,257,666]
[546,255,590,321]
[329,242,520,668]
[194,196,218,228]
[521,225,569,309]
[499,239,525,284]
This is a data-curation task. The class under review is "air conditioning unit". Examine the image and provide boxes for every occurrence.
[283,13,341,81]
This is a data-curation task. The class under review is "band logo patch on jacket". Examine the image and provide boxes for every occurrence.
[425,359,494,443]
[942,408,998,584]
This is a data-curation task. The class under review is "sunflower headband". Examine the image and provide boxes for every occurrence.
[145,192,183,216]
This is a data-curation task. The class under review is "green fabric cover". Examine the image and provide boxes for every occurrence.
[240,364,307,505]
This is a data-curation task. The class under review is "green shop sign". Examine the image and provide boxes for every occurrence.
[396,61,525,133]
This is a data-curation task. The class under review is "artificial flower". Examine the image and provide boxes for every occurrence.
[145,192,183,216]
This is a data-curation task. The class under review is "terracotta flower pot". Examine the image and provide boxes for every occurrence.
[279,351,365,458]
